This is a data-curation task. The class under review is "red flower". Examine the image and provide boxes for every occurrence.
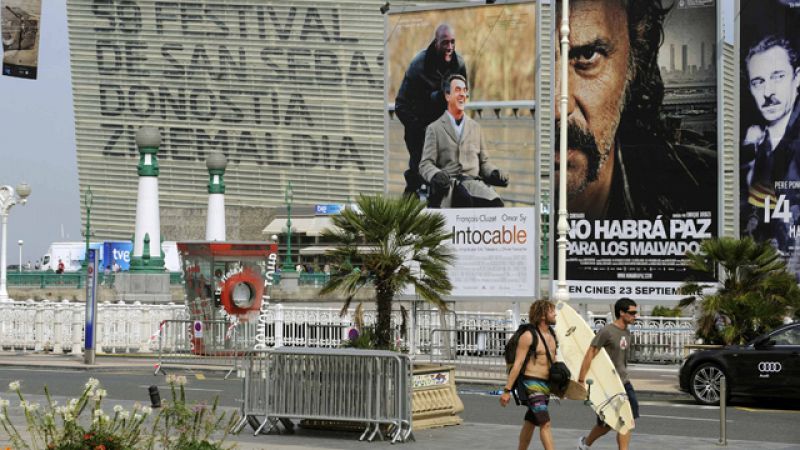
[84,433,93,440]
[95,445,106,450]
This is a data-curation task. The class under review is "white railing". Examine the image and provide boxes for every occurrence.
[0,299,188,354]
[0,300,694,366]
[587,313,695,363]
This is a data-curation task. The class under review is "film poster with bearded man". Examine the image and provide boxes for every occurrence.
[740,0,800,282]
[554,0,718,301]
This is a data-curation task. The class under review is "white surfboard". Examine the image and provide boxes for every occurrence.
[555,301,634,434]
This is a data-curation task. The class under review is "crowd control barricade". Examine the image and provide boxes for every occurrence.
[155,319,245,378]
[236,348,414,443]
[425,328,513,383]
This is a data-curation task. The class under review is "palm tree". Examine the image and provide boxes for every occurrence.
[680,237,800,344]
[319,194,454,349]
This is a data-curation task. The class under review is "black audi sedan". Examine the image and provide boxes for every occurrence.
[679,322,800,405]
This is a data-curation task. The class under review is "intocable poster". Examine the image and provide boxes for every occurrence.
[740,0,800,281]
[554,0,718,301]
[1,0,41,79]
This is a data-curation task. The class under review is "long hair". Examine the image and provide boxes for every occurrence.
[528,299,555,325]
[618,0,671,140]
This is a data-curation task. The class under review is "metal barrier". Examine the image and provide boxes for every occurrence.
[155,319,250,378]
[5,271,185,288]
[235,348,414,443]
[424,329,512,383]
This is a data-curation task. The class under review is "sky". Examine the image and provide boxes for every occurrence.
[0,0,737,268]
[0,0,80,265]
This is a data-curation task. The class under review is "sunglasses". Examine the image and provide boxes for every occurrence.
[624,309,639,316]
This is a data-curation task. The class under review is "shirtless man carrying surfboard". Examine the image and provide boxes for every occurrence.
[577,298,641,450]
[500,299,558,450]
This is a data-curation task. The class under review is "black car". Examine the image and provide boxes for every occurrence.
[679,322,800,405]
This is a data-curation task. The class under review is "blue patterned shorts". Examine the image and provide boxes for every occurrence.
[522,377,551,425]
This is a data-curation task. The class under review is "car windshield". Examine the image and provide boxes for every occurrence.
[771,326,800,346]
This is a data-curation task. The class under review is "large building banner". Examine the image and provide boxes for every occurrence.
[555,0,718,301]
[740,0,800,280]
[385,2,537,299]
[385,2,536,206]
[66,1,387,240]
[1,0,41,79]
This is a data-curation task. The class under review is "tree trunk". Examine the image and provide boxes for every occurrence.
[375,280,394,349]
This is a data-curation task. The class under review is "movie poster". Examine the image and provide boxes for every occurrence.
[555,0,718,301]
[1,0,41,79]
[385,2,536,208]
[385,2,537,298]
[740,0,800,281]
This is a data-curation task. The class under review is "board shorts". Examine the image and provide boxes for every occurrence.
[597,382,640,428]
[522,376,551,425]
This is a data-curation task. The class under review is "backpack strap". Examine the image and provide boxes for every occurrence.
[521,326,537,368]
[535,328,555,368]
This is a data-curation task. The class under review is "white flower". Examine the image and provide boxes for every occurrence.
[0,399,9,408]
[165,374,176,384]
[19,400,28,409]
[176,375,187,386]
[142,406,152,415]
[92,417,99,425]
[63,412,74,422]
[68,398,78,411]
[25,403,39,412]
[55,406,67,415]
[85,378,100,389]
[113,404,124,413]
[8,381,20,391]
[120,411,130,420]
[95,389,107,399]
[94,409,104,418]
[103,415,110,422]
[134,413,143,421]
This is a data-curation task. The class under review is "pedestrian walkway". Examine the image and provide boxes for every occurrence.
[217,422,800,449]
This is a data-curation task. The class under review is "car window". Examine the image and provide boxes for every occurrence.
[772,326,800,345]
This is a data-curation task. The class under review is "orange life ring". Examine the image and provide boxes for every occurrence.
[219,268,263,316]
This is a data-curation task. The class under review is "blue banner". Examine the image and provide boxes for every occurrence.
[84,249,98,352]
[102,241,132,271]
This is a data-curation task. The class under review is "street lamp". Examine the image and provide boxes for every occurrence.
[0,182,32,302]
[82,187,94,271]
[282,182,295,272]
[17,240,23,272]
[555,0,571,304]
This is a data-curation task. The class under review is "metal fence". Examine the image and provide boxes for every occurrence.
[236,348,413,443]
[5,271,184,288]
[155,319,259,378]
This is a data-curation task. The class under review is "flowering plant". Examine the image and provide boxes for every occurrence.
[149,374,238,450]
[0,376,239,450]
[0,378,151,450]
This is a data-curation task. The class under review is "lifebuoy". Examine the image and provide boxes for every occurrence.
[219,268,263,316]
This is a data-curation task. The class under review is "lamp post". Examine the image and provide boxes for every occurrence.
[82,187,93,271]
[0,182,32,302]
[17,240,23,272]
[555,0,571,304]
[282,182,295,272]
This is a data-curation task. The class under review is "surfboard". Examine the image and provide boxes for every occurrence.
[554,301,635,434]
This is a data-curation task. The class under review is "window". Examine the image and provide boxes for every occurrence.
[772,326,800,346]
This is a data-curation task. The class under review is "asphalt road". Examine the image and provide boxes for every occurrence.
[1,366,799,446]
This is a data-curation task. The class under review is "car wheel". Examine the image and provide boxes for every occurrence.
[690,363,728,406]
